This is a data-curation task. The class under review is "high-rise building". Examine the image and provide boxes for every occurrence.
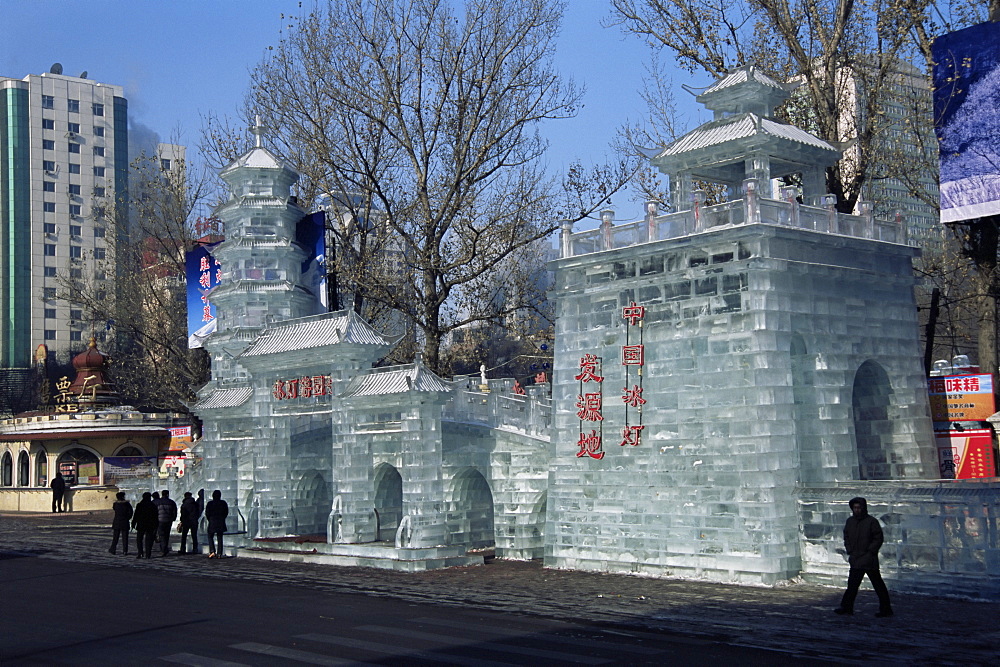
[0,66,128,367]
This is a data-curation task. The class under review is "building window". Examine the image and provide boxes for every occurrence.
[41,95,54,109]
[68,184,81,195]
[70,267,83,278]
[43,160,56,172]
[68,122,80,133]
[70,331,82,342]
[69,205,81,216]
[43,181,55,192]
[92,103,104,116]
[93,146,104,157]
[68,163,80,174]
[43,202,56,213]
[92,206,105,220]
[68,99,79,113]
[94,227,105,238]
[68,143,80,154]
[93,126,104,137]
[93,166,105,177]
[44,330,56,340]
[93,248,106,260]
[44,222,56,234]
[42,118,54,130]
[43,139,55,150]
[69,225,81,236]
[70,309,82,319]
[43,287,56,298]
[161,159,172,171]
[93,186,106,197]
[44,266,57,277]
[44,308,56,319]
[44,245,56,257]
[70,245,82,259]
[95,270,106,280]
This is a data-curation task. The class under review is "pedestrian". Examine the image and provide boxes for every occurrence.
[205,490,229,558]
[834,497,893,617]
[50,472,66,513]
[108,491,133,555]
[154,489,178,556]
[131,492,157,559]
[151,491,160,546]
[179,491,202,555]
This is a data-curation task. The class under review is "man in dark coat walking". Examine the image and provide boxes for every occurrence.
[50,472,66,513]
[131,492,158,559]
[154,489,178,556]
[179,491,202,554]
[834,497,893,617]
[108,491,133,555]
[204,490,229,558]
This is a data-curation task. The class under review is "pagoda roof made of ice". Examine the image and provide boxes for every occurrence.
[653,113,838,165]
[221,146,295,175]
[238,310,394,358]
[700,66,789,97]
[192,385,253,411]
[339,363,452,398]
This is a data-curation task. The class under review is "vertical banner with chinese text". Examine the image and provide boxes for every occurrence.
[185,241,222,348]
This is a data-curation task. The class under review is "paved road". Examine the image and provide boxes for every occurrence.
[2,510,999,665]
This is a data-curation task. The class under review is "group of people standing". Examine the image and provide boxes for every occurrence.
[109,489,230,559]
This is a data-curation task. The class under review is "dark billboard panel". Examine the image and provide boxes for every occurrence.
[933,21,1000,223]
[186,242,222,349]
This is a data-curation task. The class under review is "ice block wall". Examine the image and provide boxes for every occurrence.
[545,223,936,583]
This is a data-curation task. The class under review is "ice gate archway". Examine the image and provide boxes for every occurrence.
[373,463,403,541]
[852,360,893,480]
[447,467,495,548]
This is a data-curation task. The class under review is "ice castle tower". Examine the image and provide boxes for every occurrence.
[193,119,331,515]
[545,67,937,584]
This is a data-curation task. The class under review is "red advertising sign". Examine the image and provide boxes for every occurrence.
[934,429,997,479]
[928,374,996,422]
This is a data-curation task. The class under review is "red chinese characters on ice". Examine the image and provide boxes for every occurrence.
[577,429,604,460]
[618,425,644,447]
[273,375,332,400]
[621,384,645,408]
[575,354,604,383]
[576,392,604,422]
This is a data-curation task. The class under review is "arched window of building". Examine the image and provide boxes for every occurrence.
[57,447,100,486]
[18,451,30,486]
[1,452,12,487]
[35,451,48,487]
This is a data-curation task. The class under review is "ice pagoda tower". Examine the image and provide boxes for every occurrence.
[546,66,936,584]
[193,119,325,508]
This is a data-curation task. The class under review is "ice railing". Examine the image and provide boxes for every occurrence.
[442,376,551,438]
[561,181,913,258]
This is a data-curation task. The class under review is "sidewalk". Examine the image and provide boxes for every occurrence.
[2,510,998,664]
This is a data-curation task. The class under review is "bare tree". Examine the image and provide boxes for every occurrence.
[58,153,213,411]
[202,0,633,373]
[610,0,998,372]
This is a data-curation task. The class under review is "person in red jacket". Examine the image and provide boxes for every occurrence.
[834,497,893,617]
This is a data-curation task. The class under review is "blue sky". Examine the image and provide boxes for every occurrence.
[2,0,708,221]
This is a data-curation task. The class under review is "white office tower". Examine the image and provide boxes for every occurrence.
[1,65,128,367]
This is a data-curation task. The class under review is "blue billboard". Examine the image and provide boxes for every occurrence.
[296,211,327,311]
[933,21,1000,223]
[186,242,222,349]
